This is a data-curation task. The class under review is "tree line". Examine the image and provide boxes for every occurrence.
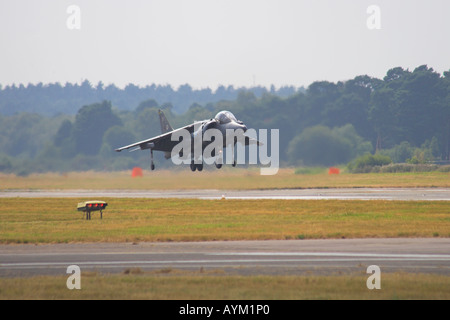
[0,64,448,174]
[0,81,299,116]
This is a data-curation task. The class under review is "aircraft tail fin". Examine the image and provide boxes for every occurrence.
[158,109,173,134]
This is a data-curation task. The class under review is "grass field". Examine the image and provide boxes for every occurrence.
[1,168,450,190]
[0,272,449,300]
[0,198,449,243]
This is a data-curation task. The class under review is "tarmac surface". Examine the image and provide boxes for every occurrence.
[1,239,449,277]
[1,187,450,200]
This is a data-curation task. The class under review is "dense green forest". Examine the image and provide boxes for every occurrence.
[0,65,449,174]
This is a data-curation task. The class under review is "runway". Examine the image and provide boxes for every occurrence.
[1,187,449,200]
[1,239,449,277]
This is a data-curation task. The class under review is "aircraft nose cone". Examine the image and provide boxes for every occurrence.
[242,124,248,132]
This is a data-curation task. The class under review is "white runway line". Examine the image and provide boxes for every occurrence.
[2,252,449,269]
[209,252,450,258]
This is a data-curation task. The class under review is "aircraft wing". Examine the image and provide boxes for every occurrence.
[115,124,196,153]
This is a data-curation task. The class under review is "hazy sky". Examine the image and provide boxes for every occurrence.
[1,0,449,89]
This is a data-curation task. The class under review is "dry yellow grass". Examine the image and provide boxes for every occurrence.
[1,272,449,300]
[0,198,448,243]
[1,168,449,190]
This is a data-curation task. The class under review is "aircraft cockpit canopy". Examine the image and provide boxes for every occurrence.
[215,111,238,124]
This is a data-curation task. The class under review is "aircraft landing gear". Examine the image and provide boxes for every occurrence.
[215,150,223,169]
[150,149,155,170]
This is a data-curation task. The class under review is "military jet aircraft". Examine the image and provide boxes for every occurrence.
[115,110,259,171]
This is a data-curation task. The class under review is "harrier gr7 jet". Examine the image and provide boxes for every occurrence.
[115,110,260,171]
